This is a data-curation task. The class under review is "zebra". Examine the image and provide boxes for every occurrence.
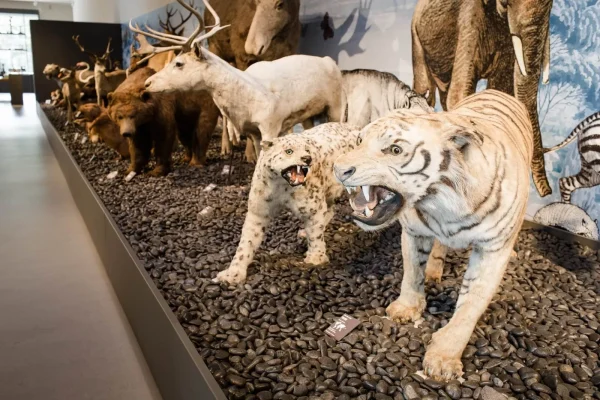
[544,111,600,202]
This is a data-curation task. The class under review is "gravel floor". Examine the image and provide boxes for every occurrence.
[44,106,600,400]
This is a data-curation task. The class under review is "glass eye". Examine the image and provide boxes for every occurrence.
[285,149,293,155]
[391,145,402,155]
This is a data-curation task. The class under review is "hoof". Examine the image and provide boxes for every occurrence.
[386,296,425,323]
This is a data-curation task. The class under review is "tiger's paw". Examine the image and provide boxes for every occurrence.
[386,296,426,323]
[423,350,464,382]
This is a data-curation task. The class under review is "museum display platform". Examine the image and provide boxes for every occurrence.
[39,104,600,400]
[37,104,226,400]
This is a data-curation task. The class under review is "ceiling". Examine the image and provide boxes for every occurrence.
[7,0,72,4]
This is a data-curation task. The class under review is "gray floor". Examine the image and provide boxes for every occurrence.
[0,94,162,400]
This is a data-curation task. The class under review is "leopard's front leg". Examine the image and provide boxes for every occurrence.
[386,232,432,322]
[300,200,333,265]
[214,209,270,285]
[423,242,513,381]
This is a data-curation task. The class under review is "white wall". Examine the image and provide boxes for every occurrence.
[73,0,118,23]
[0,0,72,21]
[118,0,171,22]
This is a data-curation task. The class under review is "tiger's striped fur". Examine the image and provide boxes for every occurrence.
[544,111,600,202]
[333,90,533,381]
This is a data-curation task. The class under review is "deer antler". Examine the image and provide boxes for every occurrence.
[72,35,98,60]
[100,37,113,61]
[128,0,230,59]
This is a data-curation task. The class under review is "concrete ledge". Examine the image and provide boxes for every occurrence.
[37,104,227,400]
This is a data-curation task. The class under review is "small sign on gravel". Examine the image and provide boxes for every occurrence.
[325,314,361,341]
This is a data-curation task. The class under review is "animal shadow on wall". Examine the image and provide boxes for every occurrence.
[301,0,372,63]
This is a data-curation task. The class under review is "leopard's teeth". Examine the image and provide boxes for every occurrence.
[362,186,370,202]
[364,207,374,218]
[297,165,301,174]
[346,187,352,194]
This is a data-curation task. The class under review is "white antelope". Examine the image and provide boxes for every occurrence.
[131,0,345,159]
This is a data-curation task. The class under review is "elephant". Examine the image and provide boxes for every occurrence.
[411,0,553,197]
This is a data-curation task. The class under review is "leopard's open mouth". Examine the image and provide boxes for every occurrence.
[346,185,403,226]
[282,165,310,187]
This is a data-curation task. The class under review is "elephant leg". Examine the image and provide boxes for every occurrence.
[411,22,437,107]
[487,56,515,95]
[445,27,480,110]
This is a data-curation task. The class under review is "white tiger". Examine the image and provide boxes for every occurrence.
[214,123,360,284]
[544,111,600,202]
[333,90,533,381]
[342,69,432,127]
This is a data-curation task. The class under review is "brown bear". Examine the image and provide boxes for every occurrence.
[107,67,218,176]
[77,103,129,159]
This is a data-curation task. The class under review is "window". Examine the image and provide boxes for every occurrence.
[0,10,39,75]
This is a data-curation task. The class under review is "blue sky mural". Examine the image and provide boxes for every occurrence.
[122,0,600,239]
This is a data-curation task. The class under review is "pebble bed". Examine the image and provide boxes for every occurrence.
[44,106,600,400]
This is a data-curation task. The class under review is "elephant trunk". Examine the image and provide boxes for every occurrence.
[510,11,553,196]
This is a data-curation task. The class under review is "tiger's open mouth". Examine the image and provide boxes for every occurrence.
[346,185,403,226]
[282,165,311,187]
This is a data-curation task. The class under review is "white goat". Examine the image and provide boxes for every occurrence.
[131,0,345,159]
[342,69,432,127]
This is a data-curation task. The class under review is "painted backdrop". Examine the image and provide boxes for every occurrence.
[122,0,600,240]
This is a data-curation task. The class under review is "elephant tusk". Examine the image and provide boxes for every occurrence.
[512,35,528,77]
[542,32,550,84]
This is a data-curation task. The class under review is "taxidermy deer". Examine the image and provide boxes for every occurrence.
[134,0,345,159]
[73,35,126,106]
[204,0,301,160]
[129,34,176,74]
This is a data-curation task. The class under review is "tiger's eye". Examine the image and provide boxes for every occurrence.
[391,145,402,155]
[285,149,293,155]
[357,137,363,145]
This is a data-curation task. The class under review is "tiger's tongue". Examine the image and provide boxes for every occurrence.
[352,186,378,210]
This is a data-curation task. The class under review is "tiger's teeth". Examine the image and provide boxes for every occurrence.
[362,186,370,202]
[346,187,352,194]
[297,166,301,174]
[365,207,373,218]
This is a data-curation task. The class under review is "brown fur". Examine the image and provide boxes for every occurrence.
[59,69,82,124]
[107,67,218,176]
[90,114,130,158]
[204,0,301,70]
